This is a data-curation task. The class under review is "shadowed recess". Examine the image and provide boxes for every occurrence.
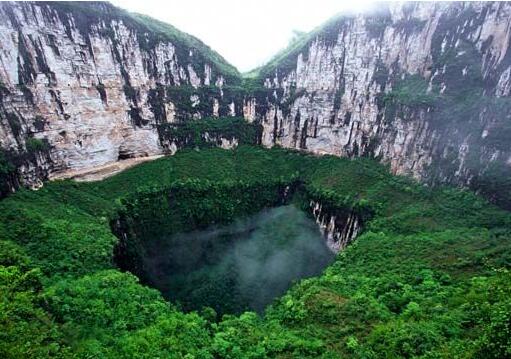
[132,205,334,315]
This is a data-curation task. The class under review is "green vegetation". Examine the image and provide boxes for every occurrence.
[0,137,51,198]
[2,4,511,356]
[471,161,511,210]
[0,146,510,358]
[0,150,16,197]
[25,138,50,153]
[163,85,248,119]
[383,75,439,108]
[158,117,261,148]
[165,85,219,117]
[152,85,266,121]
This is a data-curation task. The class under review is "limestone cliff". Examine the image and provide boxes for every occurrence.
[0,1,241,192]
[1,1,511,208]
[249,1,511,208]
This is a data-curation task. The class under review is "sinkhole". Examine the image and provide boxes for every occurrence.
[113,183,360,316]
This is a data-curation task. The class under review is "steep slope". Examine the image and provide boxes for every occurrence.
[248,2,511,208]
[0,1,242,193]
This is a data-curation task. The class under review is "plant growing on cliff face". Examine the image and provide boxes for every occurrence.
[383,75,439,108]
[471,161,511,210]
[158,117,261,150]
[5,113,22,139]
[0,151,14,177]
[0,150,17,198]
[25,138,49,154]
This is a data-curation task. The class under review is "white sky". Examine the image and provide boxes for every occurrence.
[110,0,375,72]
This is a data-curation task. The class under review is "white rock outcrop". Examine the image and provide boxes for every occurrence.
[0,1,236,183]
[252,2,511,187]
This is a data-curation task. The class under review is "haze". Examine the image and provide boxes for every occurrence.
[111,0,374,72]
[141,205,334,314]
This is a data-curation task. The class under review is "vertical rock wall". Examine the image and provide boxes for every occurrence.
[309,200,361,253]
[1,1,511,207]
[250,2,511,202]
[0,1,241,187]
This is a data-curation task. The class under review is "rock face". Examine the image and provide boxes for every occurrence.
[1,1,511,208]
[309,200,361,253]
[0,1,239,187]
[251,2,511,205]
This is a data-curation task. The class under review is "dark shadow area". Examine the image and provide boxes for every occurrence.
[120,204,333,316]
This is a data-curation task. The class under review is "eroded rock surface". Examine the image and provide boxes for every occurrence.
[251,2,511,193]
[0,1,238,185]
[1,1,511,207]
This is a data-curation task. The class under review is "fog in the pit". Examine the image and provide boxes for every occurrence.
[142,205,334,315]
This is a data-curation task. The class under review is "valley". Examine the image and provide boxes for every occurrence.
[0,1,510,357]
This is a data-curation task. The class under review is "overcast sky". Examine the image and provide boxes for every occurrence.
[111,0,375,72]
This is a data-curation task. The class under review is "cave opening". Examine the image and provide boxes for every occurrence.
[112,182,359,316]
[137,205,333,315]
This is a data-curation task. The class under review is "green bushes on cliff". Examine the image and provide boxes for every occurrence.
[383,75,439,108]
[0,141,51,199]
[0,146,510,358]
[158,117,262,149]
[0,150,16,197]
[471,161,511,211]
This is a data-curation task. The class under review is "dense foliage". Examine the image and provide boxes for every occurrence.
[0,149,17,197]
[158,117,261,149]
[0,146,510,358]
[0,139,51,199]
